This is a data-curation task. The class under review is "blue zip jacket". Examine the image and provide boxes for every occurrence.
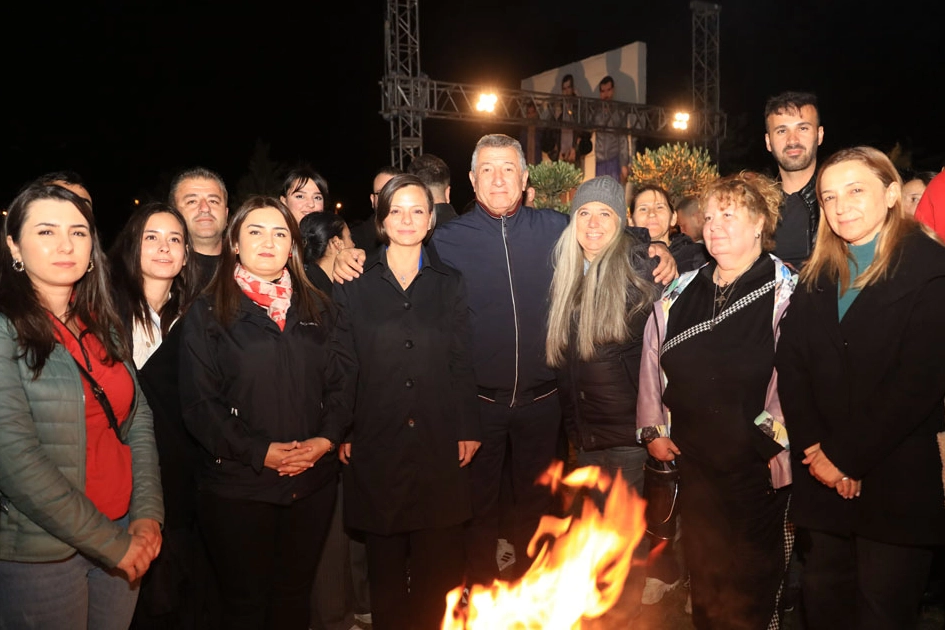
[431,203,568,402]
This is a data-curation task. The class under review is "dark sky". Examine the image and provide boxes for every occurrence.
[3,0,943,242]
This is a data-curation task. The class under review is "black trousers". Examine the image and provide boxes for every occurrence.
[799,528,933,630]
[198,482,337,630]
[677,456,788,630]
[464,393,561,585]
[365,524,465,630]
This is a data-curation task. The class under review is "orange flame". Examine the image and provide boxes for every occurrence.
[443,462,646,629]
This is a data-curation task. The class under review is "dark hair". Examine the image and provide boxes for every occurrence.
[630,185,675,213]
[562,74,573,87]
[208,196,324,327]
[108,203,200,342]
[374,165,403,180]
[901,170,938,187]
[599,75,614,89]
[35,170,87,189]
[299,212,348,266]
[168,166,228,207]
[764,91,820,127]
[0,184,128,375]
[407,154,450,191]
[374,174,435,245]
[33,171,92,206]
[281,166,330,205]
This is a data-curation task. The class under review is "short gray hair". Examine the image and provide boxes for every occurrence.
[168,167,229,207]
[470,134,527,173]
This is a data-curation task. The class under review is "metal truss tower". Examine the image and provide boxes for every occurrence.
[382,0,726,168]
[691,1,722,160]
[383,0,423,169]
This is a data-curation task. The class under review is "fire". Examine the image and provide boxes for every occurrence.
[443,462,646,630]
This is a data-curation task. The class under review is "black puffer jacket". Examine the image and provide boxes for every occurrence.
[556,237,658,451]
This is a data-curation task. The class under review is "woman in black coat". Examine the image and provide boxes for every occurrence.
[179,196,349,630]
[776,147,945,629]
[333,174,480,630]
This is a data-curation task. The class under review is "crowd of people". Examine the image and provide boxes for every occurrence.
[1,86,944,630]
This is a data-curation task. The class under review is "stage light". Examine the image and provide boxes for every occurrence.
[672,112,690,131]
[476,92,498,113]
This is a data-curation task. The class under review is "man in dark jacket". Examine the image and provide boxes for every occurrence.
[764,91,823,269]
[407,153,458,226]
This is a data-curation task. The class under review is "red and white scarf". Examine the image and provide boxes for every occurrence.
[234,263,293,331]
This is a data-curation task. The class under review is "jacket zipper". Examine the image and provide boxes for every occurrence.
[501,215,520,407]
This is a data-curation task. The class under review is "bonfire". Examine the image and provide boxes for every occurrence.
[443,462,646,629]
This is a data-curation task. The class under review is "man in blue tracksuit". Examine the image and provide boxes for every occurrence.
[431,135,569,585]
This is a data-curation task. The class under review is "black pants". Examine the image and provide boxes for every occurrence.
[198,483,336,630]
[799,529,933,630]
[365,525,465,630]
[464,393,561,585]
[678,456,788,630]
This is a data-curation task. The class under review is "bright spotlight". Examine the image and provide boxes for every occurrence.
[476,92,498,113]
[672,112,690,131]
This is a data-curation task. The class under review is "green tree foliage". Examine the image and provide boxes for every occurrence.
[528,160,585,214]
[629,143,719,205]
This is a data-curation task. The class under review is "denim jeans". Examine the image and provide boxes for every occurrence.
[0,516,139,630]
[575,445,649,623]
[575,444,647,498]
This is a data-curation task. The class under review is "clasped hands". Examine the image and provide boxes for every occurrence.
[116,518,162,583]
[265,438,334,477]
[803,443,860,499]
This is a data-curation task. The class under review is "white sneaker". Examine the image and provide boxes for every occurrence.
[641,577,680,605]
[496,538,516,572]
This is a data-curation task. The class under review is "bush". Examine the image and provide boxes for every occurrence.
[629,143,719,205]
[528,160,585,214]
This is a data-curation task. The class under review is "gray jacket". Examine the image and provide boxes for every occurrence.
[0,315,163,566]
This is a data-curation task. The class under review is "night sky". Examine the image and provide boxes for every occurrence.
[3,0,943,243]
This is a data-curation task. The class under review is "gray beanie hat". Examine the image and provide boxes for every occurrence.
[569,176,628,222]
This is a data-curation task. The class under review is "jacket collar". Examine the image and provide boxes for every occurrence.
[476,200,523,220]
[237,290,301,330]
[363,244,450,277]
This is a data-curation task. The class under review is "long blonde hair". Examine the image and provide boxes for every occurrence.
[801,146,910,293]
[546,219,657,367]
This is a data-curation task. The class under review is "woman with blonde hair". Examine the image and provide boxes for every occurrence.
[777,146,945,628]
[547,176,659,622]
[638,171,796,629]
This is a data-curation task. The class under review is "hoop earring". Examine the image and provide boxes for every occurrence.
[12,259,24,272]
[87,260,95,273]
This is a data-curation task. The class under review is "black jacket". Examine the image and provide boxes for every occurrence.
[668,232,708,274]
[776,227,945,544]
[334,246,479,535]
[774,175,819,269]
[179,291,349,505]
[557,237,658,451]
